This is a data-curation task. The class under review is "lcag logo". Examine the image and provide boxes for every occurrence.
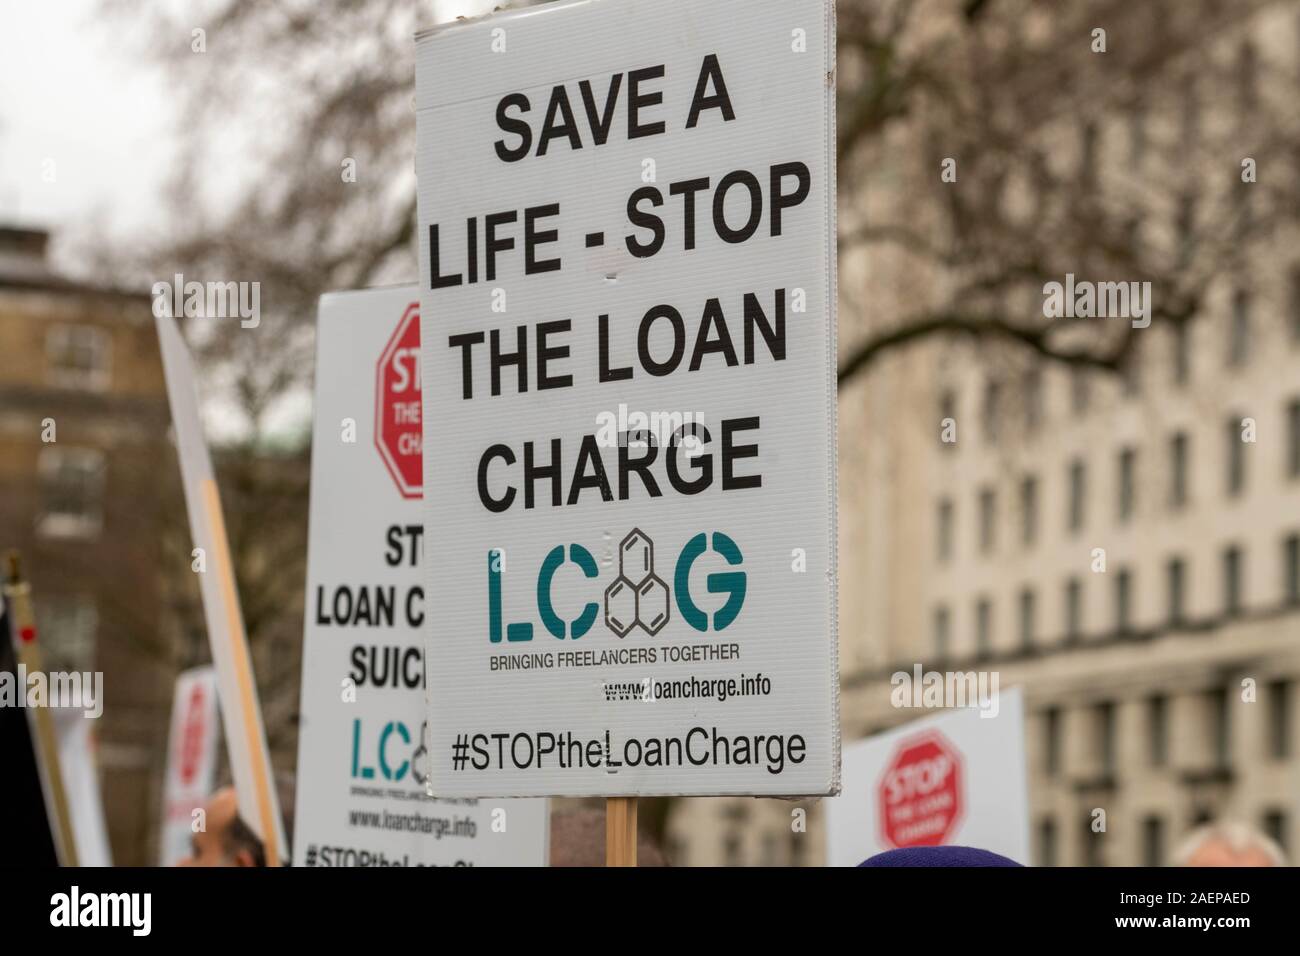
[351,718,429,783]
[486,529,746,643]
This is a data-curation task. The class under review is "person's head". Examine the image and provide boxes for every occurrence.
[177,775,295,867]
[1174,822,1286,867]
[178,786,258,867]
[859,846,1022,867]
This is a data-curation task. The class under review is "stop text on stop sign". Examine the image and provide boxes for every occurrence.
[878,733,965,848]
[884,752,954,806]
[375,303,423,498]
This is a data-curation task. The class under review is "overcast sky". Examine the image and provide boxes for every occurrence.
[0,0,499,442]
[0,0,498,268]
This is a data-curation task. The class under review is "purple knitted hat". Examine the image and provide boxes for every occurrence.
[858,846,1022,867]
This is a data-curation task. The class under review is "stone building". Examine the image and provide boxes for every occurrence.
[666,0,1300,866]
[0,225,177,863]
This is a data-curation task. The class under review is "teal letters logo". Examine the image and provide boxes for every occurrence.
[675,531,746,631]
[487,529,746,642]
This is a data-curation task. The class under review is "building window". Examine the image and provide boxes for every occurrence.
[1237,40,1258,112]
[1082,813,1104,867]
[1142,817,1165,867]
[1288,399,1300,479]
[1019,588,1036,649]
[982,379,1001,444]
[1176,193,1196,268]
[32,595,98,673]
[1148,695,1168,767]
[37,448,106,540]
[1096,701,1116,776]
[1044,707,1061,776]
[1064,578,1083,643]
[45,324,110,392]
[1115,568,1133,635]
[1226,416,1246,497]
[723,833,742,867]
[788,830,805,867]
[1228,289,1251,367]
[1070,367,1091,414]
[975,598,993,659]
[936,498,954,562]
[1262,811,1288,857]
[978,488,996,554]
[1121,341,1141,396]
[1037,817,1058,868]
[1268,681,1291,761]
[1290,267,1300,345]
[1238,183,1255,240]
[1129,97,1147,165]
[1079,119,1099,187]
[1118,447,1136,522]
[1020,475,1038,547]
[933,605,951,660]
[1068,459,1086,532]
[1170,432,1189,509]
[1172,323,1191,386]
[1180,79,1199,151]
[1223,546,1243,617]
[939,389,957,450]
[1124,214,1142,251]
[1024,365,1044,432]
[1209,687,1231,768]
[1285,534,1300,605]
[1166,557,1186,626]
[1191,806,1214,827]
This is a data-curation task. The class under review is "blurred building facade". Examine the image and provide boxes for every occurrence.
[667,1,1300,866]
[0,225,310,864]
[0,225,177,864]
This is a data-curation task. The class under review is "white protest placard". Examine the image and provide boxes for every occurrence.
[53,707,113,867]
[159,665,220,866]
[156,312,288,865]
[825,687,1030,866]
[416,0,838,797]
[293,286,548,866]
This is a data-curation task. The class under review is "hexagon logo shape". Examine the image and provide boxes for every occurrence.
[604,577,638,638]
[605,529,671,637]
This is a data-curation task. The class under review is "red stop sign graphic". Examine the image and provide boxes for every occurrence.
[178,683,208,787]
[375,303,423,499]
[878,731,964,848]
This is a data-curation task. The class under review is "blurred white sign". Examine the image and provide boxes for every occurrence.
[293,286,547,866]
[52,708,112,867]
[156,312,287,865]
[158,666,220,866]
[826,687,1029,865]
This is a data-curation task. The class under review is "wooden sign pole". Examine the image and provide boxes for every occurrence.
[5,552,79,866]
[605,797,637,867]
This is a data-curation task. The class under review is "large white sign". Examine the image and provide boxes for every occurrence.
[293,286,548,866]
[416,0,838,797]
[156,312,288,865]
[825,688,1030,866]
[159,666,220,866]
